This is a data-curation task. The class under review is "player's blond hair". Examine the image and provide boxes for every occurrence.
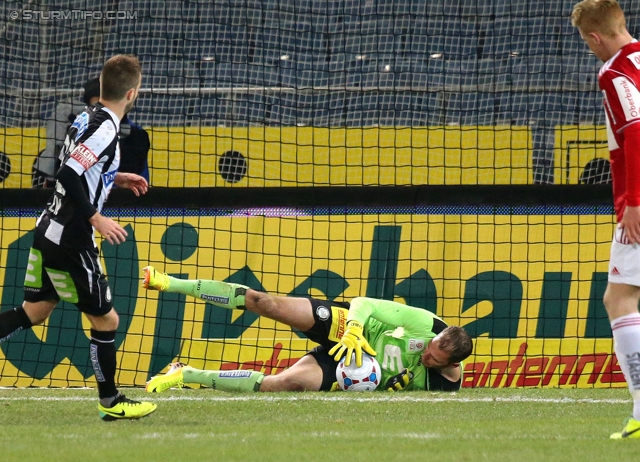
[571,0,627,37]
[100,54,141,102]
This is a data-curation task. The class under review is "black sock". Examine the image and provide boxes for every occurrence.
[0,307,33,342]
[90,329,118,400]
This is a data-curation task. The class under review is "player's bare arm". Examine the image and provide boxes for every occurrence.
[89,212,128,245]
[115,172,148,196]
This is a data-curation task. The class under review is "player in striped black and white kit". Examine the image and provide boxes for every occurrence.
[573,0,640,440]
[0,55,156,421]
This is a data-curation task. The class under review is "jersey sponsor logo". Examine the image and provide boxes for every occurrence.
[219,370,252,378]
[628,52,640,70]
[200,294,230,304]
[408,339,425,352]
[102,169,117,189]
[70,143,98,170]
[610,267,621,276]
[612,76,640,121]
[0,326,27,342]
[628,352,640,388]
[316,305,330,321]
[335,308,346,339]
[89,344,105,382]
[71,112,90,141]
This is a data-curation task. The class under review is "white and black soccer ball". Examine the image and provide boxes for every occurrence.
[336,352,380,391]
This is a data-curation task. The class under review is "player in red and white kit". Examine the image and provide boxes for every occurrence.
[573,0,640,440]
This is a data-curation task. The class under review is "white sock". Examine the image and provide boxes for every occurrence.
[611,313,640,420]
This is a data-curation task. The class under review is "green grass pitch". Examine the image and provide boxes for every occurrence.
[1,387,637,461]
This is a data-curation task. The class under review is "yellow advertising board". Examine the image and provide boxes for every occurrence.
[0,211,622,388]
[0,125,614,187]
[553,125,609,184]
[147,126,533,186]
[0,126,533,187]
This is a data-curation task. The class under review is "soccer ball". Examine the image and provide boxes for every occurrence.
[336,353,380,391]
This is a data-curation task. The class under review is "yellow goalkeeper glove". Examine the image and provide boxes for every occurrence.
[384,369,414,391]
[328,320,376,367]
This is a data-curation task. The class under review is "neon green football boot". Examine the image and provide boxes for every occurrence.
[142,266,171,291]
[98,394,157,421]
[610,417,640,439]
[146,362,186,393]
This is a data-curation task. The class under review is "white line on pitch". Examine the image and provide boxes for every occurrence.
[0,394,629,404]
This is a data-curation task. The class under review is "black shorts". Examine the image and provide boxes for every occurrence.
[23,230,113,316]
[300,297,351,348]
[301,298,461,392]
[300,298,350,391]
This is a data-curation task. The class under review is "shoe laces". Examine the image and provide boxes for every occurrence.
[167,362,186,373]
[111,393,141,406]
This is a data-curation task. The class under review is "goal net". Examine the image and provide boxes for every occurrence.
[0,0,634,389]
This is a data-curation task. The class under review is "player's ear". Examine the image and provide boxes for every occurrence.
[588,31,602,44]
[126,87,136,101]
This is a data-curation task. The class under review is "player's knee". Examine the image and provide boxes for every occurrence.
[86,308,119,331]
[603,288,615,313]
[28,313,49,326]
[602,285,640,319]
[260,373,305,392]
[106,310,120,330]
[246,290,279,316]
[22,300,56,325]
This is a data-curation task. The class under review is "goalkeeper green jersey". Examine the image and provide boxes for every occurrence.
[347,297,446,391]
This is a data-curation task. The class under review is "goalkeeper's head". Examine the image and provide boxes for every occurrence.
[100,54,142,114]
[421,326,473,369]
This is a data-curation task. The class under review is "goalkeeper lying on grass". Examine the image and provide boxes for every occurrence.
[142,266,472,393]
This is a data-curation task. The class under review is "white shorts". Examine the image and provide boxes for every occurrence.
[609,225,640,286]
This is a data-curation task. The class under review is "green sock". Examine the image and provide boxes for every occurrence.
[182,367,264,392]
[167,278,247,309]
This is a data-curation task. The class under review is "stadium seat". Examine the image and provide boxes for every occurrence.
[510,56,565,91]
[576,91,605,125]
[482,16,563,58]
[140,58,199,89]
[0,0,620,132]
[563,54,601,91]
[135,93,187,126]
[183,23,248,64]
[0,95,27,125]
[425,17,479,59]
[476,58,511,89]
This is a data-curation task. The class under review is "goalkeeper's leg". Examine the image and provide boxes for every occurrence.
[143,266,248,309]
[147,363,264,393]
[147,355,325,393]
[142,266,315,331]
